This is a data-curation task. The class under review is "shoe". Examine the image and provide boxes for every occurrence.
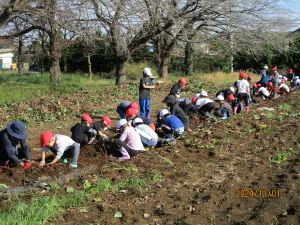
[117,155,130,161]
[69,163,78,168]
[60,158,68,164]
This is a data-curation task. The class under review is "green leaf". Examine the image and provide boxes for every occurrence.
[114,211,123,218]
[66,186,75,193]
[0,183,9,189]
[83,180,92,190]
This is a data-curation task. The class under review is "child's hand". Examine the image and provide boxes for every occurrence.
[39,160,45,167]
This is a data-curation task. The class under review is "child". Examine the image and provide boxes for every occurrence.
[194,90,215,117]
[177,97,193,114]
[257,86,270,100]
[214,95,232,119]
[169,78,187,98]
[125,107,156,130]
[114,119,145,161]
[116,100,138,119]
[278,83,290,95]
[215,87,235,100]
[139,68,156,118]
[259,65,270,87]
[247,74,257,103]
[291,76,300,86]
[287,69,295,82]
[92,115,112,141]
[0,121,31,170]
[271,66,280,99]
[156,109,185,138]
[132,118,158,147]
[39,131,80,168]
[162,94,189,129]
[233,72,250,114]
[70,113,97,147]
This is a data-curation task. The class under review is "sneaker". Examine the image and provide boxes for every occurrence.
[117,155,130,161]
[69,163,78,168]
[60,158,68,164]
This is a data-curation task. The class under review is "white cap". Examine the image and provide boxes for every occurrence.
[132,117,143,126]
[195,93,201,98]
[200,90,208,97]
[283,77,288,81]
[264,65,268,70]
[116,119,127,129]
[295,76,299,79]
[215,95,225,101]
[143,67,152,76]
[229,87,235,93]
[159,109,169,117]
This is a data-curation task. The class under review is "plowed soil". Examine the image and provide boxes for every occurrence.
[0,83,299,225]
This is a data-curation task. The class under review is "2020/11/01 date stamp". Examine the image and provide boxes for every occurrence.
[235,188,280,198]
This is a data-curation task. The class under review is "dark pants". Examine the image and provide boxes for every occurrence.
[114,139,141,157]
[198,102,215,115]
[236,93,249,107]
[116,106,127,119]
[179,102,193,114]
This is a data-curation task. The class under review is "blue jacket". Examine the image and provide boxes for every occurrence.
[260,70,270,86]
[163,115,184,131]
[0,129,30,165]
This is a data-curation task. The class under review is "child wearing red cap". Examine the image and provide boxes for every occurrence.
[233,72,250,114]
[169,78,187,98]
[271,66,280,99]
[116,101,138,119]
[40,131,80,168]
[92,115,112,141]
[287,69,295,82]
[70,113,97,147]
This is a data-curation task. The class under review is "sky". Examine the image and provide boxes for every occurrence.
[278,0,300,31]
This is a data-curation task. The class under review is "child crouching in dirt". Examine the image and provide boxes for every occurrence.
[39,131,80,168]
[214,95,232,120]
[156,109,185,145]
[92,115,112,141]
[113,119,145,161]
[125,107,156,130]
[116,101,138,119]
[193,90,216,118]
[132,118,158,147]
[70,113,97,147]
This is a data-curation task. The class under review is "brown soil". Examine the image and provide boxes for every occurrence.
[0,83,300,225]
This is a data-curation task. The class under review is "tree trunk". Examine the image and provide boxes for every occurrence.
[87,54,92,79]
[63,55,67,73]
[229,32,234,73]
[184,42,194,75]
[115,59,126,86]
[158,51,170,79]
[49,34,60,84]
[17,36,23,74]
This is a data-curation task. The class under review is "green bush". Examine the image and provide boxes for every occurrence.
[125,62,156,80]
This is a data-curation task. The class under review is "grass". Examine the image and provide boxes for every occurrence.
[0,72,113,104]
[0,176,146,225]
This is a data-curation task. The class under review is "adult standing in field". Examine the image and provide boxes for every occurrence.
[139,68,156,118]
[0,121,31,170]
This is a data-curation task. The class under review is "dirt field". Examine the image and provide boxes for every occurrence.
[0,82,299,225]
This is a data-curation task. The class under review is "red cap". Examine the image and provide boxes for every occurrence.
[288,69,293,74]
[126,107,138,117]
[101,115,111,127]
[191,96,197,104]
[257,83,261,88]
[239,72,247,79]
[129,101,138,110]
[253,83,258,89]
[81,113,93,124]
[179,78,187,87]
[226,94,235,103]
[40,131,54,148]
[247,74,253,81]
[272,66,277,71]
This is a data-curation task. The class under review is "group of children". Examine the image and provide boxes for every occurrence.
[0,66,298,169]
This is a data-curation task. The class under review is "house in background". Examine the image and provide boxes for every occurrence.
[0,48,14,70]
